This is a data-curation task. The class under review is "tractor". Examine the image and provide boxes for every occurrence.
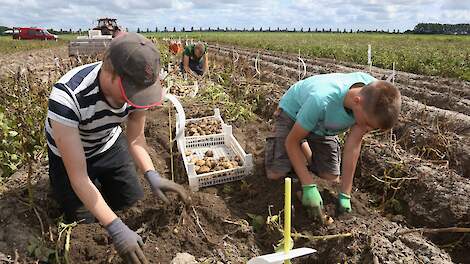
[68,18,124,57]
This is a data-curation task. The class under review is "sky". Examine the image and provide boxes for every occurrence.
[0,0,469,32]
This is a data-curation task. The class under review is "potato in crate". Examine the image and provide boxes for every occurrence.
[182,125,253,191]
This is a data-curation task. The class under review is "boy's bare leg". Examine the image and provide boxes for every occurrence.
[319,172,340,183]
[266,170,287,180]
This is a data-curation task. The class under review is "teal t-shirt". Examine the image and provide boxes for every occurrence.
[279,72,377,136]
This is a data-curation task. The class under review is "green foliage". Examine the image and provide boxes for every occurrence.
[0,26,10,35]
[0,108,22,178]
[27,237,56,263]
[154,39,171,68]
[146,32,470,81]
[384,198,404,214]
[247,213,265,233]
[0,35,75,54]
[199,81,255,123]
[274,237,294,253]
[0,57,95,181]
[0,68,49,181]
[413,23,470,35]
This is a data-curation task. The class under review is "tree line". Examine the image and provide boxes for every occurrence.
[409,23,470,35]
[1,23,469,35]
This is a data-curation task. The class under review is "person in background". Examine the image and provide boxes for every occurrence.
[180,42,209,77]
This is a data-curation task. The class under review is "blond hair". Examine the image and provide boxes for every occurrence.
[194,42,206,54]
[360,80,401,130]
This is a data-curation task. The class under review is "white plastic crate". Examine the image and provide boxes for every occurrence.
[182,108,225,136]
[164,95,253,191]
[181,125,254,191]
[174,108,225,153]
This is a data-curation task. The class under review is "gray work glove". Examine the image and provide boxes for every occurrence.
[106,218,148,264]
[144,170,188,203]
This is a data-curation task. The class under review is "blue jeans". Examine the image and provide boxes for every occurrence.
[180,58,204,75]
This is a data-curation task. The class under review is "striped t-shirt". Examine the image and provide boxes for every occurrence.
[45,62,143,158]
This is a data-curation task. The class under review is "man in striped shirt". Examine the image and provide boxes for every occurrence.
[46,33,186,263]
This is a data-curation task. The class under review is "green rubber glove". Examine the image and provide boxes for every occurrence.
[301,184,324,219]
[338,192,352,214]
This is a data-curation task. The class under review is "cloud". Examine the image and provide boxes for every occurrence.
[0,0,467,31]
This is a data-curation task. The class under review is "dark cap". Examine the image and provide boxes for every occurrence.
[109,32,162,108]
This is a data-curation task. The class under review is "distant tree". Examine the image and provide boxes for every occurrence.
[343,28,346,33]
[300,27,303,32]
[199,27,202,31]
[208,27,211,31]
[126,27,129,32]
[336,28,339,33]
[277,27,280,32]
[155,27,158,32]
[182,27,185,32]
[328,28,331,32]
[164,27,167,32]
[413,23,469,34]
[322,28,325,32]
[69,28,72,33]
[350,29,353,33]
[172,27,176,32]
[308,27,311,32]
[0,26,11,35]
[146,28,149,33]
[260,27,263,32]
[251,27,255,32]
[137,28,140,33]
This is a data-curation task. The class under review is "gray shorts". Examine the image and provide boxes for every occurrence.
[265,110,341,176]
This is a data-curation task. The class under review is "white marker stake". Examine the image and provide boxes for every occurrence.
[367,44,372,72]
[386,62,396,83]
[247,248,317,264]
[298,49,301,81]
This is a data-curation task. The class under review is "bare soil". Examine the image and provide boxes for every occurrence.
[0,43,468,263]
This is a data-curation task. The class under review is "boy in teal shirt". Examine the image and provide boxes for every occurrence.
[265,72,401,218]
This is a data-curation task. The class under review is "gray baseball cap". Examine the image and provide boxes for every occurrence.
[109,32,162,108]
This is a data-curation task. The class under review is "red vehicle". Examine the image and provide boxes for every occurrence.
[12,27,57,40]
